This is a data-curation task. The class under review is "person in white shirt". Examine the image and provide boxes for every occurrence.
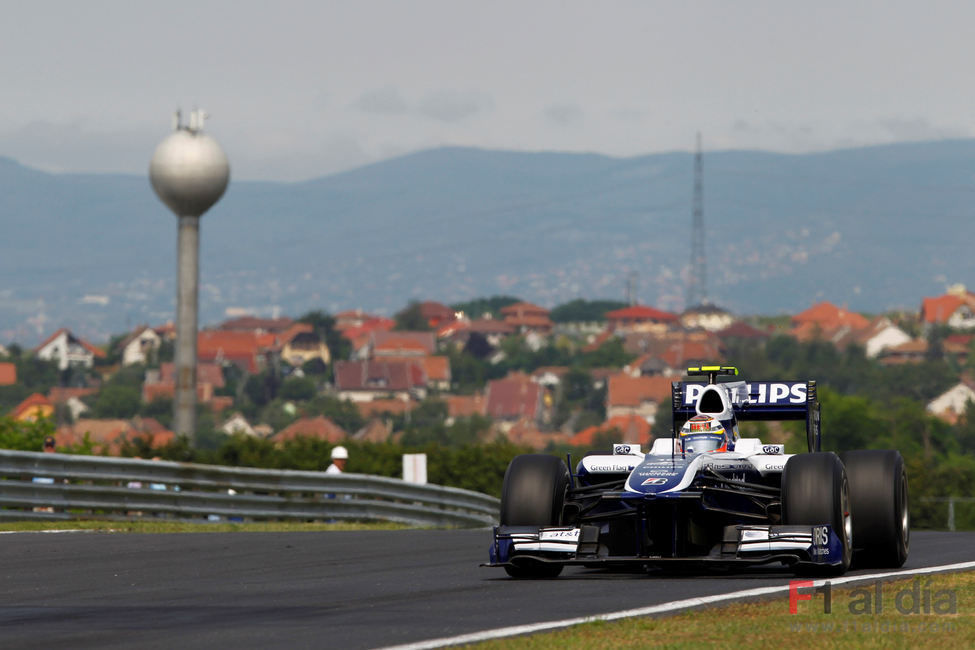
[326,446,348,474]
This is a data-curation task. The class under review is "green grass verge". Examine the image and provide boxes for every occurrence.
[459,571,975,649]
[0,520,411,533]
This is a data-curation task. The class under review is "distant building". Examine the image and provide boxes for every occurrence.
[117,325,162,367]
[218,315,294,334]
[927,379,975,424]
[417,301,457,329]
[143,362,226,405]
[34,328,105,371]
[279,324,331,368]
[833,317,912,358]
[484,372,543,424]
[11,393,54,421]
[56,417,173,455]
[500,302,553,334]
[48,387,97,421]
[333,359,427,402]
[921,286,975,330]
[0,362,16,386]
[197,330,274,373]
[571,414,652,448]
[877,339,928,366]
[680,303,735,332]
[605,305,679,333]
[790,302,870,341]
[605,374,677,425]
[219,413,258,437]
[272,416,346,444]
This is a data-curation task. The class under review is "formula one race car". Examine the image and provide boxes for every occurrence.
[486,366,910,578]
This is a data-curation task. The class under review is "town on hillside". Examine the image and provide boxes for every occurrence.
[2,286,975,456]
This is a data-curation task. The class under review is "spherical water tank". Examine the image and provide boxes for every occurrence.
[149,129,229,217]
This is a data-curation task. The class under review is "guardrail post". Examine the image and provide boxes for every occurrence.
[948,496,956,532]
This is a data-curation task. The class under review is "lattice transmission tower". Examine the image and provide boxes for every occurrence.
[687,132,707,308]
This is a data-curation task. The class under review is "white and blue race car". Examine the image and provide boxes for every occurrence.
[486,366,910,578]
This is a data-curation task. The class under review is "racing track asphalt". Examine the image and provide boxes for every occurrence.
[0,529,972,649]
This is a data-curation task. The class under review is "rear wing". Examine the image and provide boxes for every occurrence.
[671,379,821,452]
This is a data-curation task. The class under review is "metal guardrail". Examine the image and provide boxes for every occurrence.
[0,450,500,528]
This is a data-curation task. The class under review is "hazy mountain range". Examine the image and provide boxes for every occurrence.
[2,140,974,346]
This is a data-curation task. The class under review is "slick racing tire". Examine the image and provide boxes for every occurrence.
[840,450,909,568]
[782,452,852,576]
[499,454,570,578]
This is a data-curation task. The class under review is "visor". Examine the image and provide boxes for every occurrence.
[681,433,726,454]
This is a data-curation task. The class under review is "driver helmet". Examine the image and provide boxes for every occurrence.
[679,415,729,454]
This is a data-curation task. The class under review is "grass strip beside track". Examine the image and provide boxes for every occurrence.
[458,570,975,649]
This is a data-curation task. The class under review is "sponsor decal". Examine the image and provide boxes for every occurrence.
[539,528,580,542]
[641,477,668,486]
[762,445,784,455]
[586,462,634,473]
[763,462,787,471]
[702,462,751,471]
[813,526,829,547]
[613,444,641,455]
[635,470,681,477]
[684,382,807,406]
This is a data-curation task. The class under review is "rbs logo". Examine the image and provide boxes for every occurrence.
[813,526,829,547]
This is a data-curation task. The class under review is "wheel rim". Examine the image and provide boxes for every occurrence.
[900,472,910,545]
[842,477,853,553]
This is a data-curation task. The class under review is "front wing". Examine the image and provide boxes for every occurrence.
[486,523,845,571]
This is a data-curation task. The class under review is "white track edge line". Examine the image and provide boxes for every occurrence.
[378,560,975,650]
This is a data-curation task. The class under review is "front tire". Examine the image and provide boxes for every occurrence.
[840,450,909,568]
[499,454,570,578]
[782,452,852,576]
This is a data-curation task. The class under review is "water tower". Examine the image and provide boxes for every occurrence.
[149,110,229,441]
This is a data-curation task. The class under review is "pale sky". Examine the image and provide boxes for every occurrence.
[2,0,973,181]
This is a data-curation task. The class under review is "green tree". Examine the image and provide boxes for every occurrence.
[297,309,351,362]
[580,337,633,369]
[244,372,276,406]
[306,395,365,432]
[140,396,173,429]
[399,399,450,446]
[279,376,317,401]
[393,301,432,331]
[12,356,59,391]
[0,385,31,413]
[449,296,521,319]
[91,384,142,419]
[550,299,627,323]
[0,416,55,451]
[156,339,174,365]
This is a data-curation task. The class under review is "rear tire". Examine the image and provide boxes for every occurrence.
[840,450,909,568]
[782,452,852,576]
[499,454,570,578]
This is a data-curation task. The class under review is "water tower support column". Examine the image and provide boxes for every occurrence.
[174,214,201,437]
